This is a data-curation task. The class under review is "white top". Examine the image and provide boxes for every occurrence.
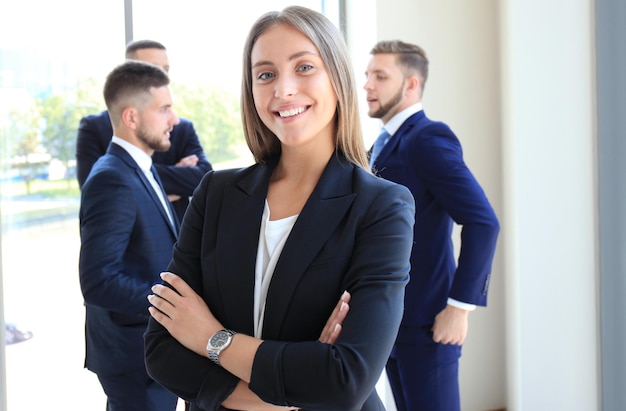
[253,200,299,338]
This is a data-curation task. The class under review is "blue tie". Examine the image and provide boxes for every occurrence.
[369,128,390,168]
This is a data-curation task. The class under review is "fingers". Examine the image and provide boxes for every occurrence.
[159,272,191,296]
[319,291,351,344]
[176,154,199,167]
[148,272,185,320]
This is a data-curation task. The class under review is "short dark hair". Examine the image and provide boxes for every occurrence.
[103,60,170,124]
[371,40,429,92]
[125,39,166,59]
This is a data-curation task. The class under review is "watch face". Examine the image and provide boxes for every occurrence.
[210,331,230,348]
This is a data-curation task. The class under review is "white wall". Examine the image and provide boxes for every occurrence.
[500,0,599,410]
[346,0,600,410]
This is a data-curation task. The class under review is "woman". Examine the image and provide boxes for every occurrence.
[144,6,415,411]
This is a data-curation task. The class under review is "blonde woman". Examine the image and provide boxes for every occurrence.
[145,6,415,411]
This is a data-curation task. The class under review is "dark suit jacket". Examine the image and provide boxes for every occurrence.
[79,142,179,376]
[372,110,499,343]
[76,110,213,222]
[145,154,416,411]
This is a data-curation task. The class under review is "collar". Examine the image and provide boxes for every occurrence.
[111,136,153,172]
[382,103,423,136]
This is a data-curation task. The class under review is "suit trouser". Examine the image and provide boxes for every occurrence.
[96,366,178,411]
[385,334,462,411]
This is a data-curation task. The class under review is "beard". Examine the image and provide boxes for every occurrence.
[369,85,404,120]
[137,127,171,153]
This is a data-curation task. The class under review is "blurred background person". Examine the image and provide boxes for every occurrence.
[76,39,212,222]
[79,60,180,411]
[364,39,500,411]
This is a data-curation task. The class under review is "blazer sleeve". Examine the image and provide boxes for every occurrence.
[249,182,415,410]
[409,123,500,305]
[153,120,213,197]
[76,114,110,188]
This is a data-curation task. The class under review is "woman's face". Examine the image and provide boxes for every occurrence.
[250,23,337,153]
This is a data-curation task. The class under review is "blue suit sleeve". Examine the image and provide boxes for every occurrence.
[153,120,213,197]
[76,114,111,188]
[410,123,500,305]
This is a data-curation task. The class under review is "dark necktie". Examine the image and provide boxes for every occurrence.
[148,166,175,228]
[369,128,390,168]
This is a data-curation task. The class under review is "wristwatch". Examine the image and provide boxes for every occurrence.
[206,329,236,366]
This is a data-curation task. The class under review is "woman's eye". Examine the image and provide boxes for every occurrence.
[257,72,275,80]
[298,64,314,73]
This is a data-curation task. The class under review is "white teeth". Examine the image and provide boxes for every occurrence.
[278,107,305,118]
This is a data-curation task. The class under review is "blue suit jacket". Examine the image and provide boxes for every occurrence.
[145,154,416,411]
[372,110,499,342]
[76,110,213,222]
[79,143,179,376]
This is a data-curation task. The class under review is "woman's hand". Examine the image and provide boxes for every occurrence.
[319,290,351,344]
[148,271,220,357]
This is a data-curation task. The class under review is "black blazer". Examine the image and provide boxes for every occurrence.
[145,154,415,411]
[76,110,213,222]
[79,143,179,376]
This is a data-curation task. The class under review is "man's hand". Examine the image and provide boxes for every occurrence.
[431,304,469,345]
[175,154,199,167]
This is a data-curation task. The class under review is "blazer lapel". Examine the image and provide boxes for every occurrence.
[216,164,273,334]
[150,167,180,235]
[376,110,424,164]
[109,143,178,238]
[262,155,357,338]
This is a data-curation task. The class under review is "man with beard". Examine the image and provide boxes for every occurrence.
[364,40,500,411]
[76,40,212,223]
[79,60,180,411]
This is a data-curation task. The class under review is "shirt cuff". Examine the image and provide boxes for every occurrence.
[447,298,477,311]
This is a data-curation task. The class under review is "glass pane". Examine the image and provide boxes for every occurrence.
[0,1,124,410]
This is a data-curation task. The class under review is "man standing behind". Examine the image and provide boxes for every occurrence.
[364,40,500,411]
[79,60,180,411]
[76,39,212,222]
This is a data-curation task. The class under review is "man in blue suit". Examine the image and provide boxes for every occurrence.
[76,39,212,223]
[364,40,500,411]
[79,60,180,411]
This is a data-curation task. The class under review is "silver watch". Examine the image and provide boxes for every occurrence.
[206,329,236,366]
